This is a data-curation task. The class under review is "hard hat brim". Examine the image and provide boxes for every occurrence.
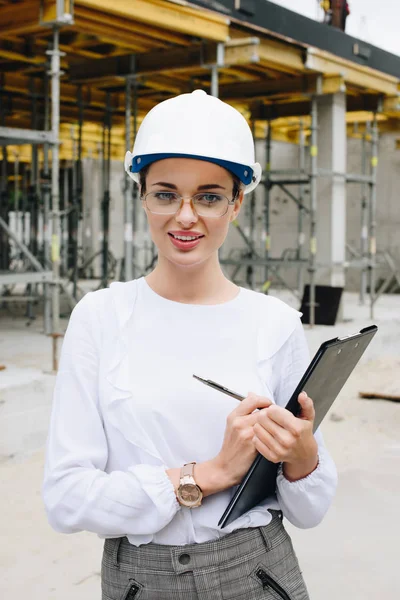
[124,151,262,195]
[130,153,253,185]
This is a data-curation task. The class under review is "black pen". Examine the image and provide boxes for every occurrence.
[193,374,246,401]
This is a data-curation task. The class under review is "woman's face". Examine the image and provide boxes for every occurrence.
[141,158,243,269]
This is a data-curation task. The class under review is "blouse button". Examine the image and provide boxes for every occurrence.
[178,553,191,565]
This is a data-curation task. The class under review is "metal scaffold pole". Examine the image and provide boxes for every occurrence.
[43,67,52,335]
[61,165,69,275]
[297,120,306,295]
[308,97,318,328]
[132,79,138,277]
[247,119,256,289]
[211,66,218,98]
[124,76,133,282]
[0,145,7,272]
[49,26,61,368]
[210,44,224,98]
[101,91,112,288]
[263,120,272,288]
[210,44,223,265]
[360,127,369,305]
[369,114,378,319]
[70,84,83,298]
[0,82,9,272]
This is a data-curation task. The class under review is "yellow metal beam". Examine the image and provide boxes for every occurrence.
[305,48,399,96]
[76,0,230,42]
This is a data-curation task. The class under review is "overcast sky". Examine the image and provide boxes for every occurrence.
[269,0,399,57]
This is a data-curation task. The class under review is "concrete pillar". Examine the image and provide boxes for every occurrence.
[316,92,347,288]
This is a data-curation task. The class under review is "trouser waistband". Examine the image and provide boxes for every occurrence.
[103,510,284,573]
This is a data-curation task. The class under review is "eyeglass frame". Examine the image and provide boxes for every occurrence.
[140,191,238,218]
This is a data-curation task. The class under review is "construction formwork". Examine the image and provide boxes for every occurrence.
[0,1,75,369]
[1,0,400,346]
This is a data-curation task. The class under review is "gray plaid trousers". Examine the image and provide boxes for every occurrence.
[101,512,310,600]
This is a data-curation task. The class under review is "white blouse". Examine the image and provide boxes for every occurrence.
[42,277,337,546]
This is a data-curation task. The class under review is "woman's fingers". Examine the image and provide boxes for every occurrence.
[253,397,317,464]
[297,391,315,422]
[252,429,283,464]
[259,404,302,437]
[258,396,315,436]
[233,392,272,417]
[254,415,293,449]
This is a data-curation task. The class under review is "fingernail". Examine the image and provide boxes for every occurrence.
[302,390,308,396]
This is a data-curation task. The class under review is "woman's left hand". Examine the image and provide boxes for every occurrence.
[252,391,319,482]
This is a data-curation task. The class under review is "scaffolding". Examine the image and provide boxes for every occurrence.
[0,1,75,369]
[1,0,399,347]
[220,98,383,325]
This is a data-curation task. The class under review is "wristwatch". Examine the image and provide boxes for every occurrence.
[176,462,203,508]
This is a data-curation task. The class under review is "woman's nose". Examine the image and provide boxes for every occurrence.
[175,199,198,225]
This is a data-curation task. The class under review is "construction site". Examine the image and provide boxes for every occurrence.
[1,1,399,599]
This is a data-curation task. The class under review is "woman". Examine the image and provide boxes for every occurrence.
[43,90,337,600]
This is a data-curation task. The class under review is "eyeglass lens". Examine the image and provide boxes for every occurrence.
[145,192,230,217]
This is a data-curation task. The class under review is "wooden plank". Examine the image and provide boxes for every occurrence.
[0,48,45,66]
[220,74,318,102]
[359,392,400,402]
[69,44,209,81]
[258,38,304,75]
[305,48,399,96]
[69,38,262,82]
[251,92,384,121]
[76,0,230,42]
[0,1,42,36]
[74,6,189,46]
[71,18,152,53]
[383,96,400,117]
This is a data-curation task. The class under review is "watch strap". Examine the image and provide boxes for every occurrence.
[181,462,196,480]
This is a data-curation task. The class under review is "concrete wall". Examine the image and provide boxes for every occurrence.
[81,134,400,293]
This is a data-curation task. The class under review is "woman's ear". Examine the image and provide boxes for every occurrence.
[138,184,145,205]
[230,189,244,221]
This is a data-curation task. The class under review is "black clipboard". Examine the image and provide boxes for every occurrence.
[218,325,378,529]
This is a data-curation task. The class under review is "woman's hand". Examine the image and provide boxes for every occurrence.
[212,393,272,487]
[252,391,319,482]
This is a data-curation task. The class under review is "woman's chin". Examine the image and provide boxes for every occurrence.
[162,248,216,269]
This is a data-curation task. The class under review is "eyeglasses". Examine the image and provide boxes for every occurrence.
[142,191,235,218]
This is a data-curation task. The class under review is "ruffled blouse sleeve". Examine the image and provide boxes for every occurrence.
[270,317,338,528]
[42,288,180,536]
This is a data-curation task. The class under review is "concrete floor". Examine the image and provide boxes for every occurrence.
[1,289,399,599]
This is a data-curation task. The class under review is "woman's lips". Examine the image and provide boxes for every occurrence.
[168,233,204,251]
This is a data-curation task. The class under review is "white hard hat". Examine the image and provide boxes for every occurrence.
[124,89,262,195]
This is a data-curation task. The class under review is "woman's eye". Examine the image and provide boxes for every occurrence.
[197,194,223,204]
[154,192,177,201]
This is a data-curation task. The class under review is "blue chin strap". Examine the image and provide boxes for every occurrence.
[130,153,255,185]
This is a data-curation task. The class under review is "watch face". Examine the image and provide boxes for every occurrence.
[180,484,201,503]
